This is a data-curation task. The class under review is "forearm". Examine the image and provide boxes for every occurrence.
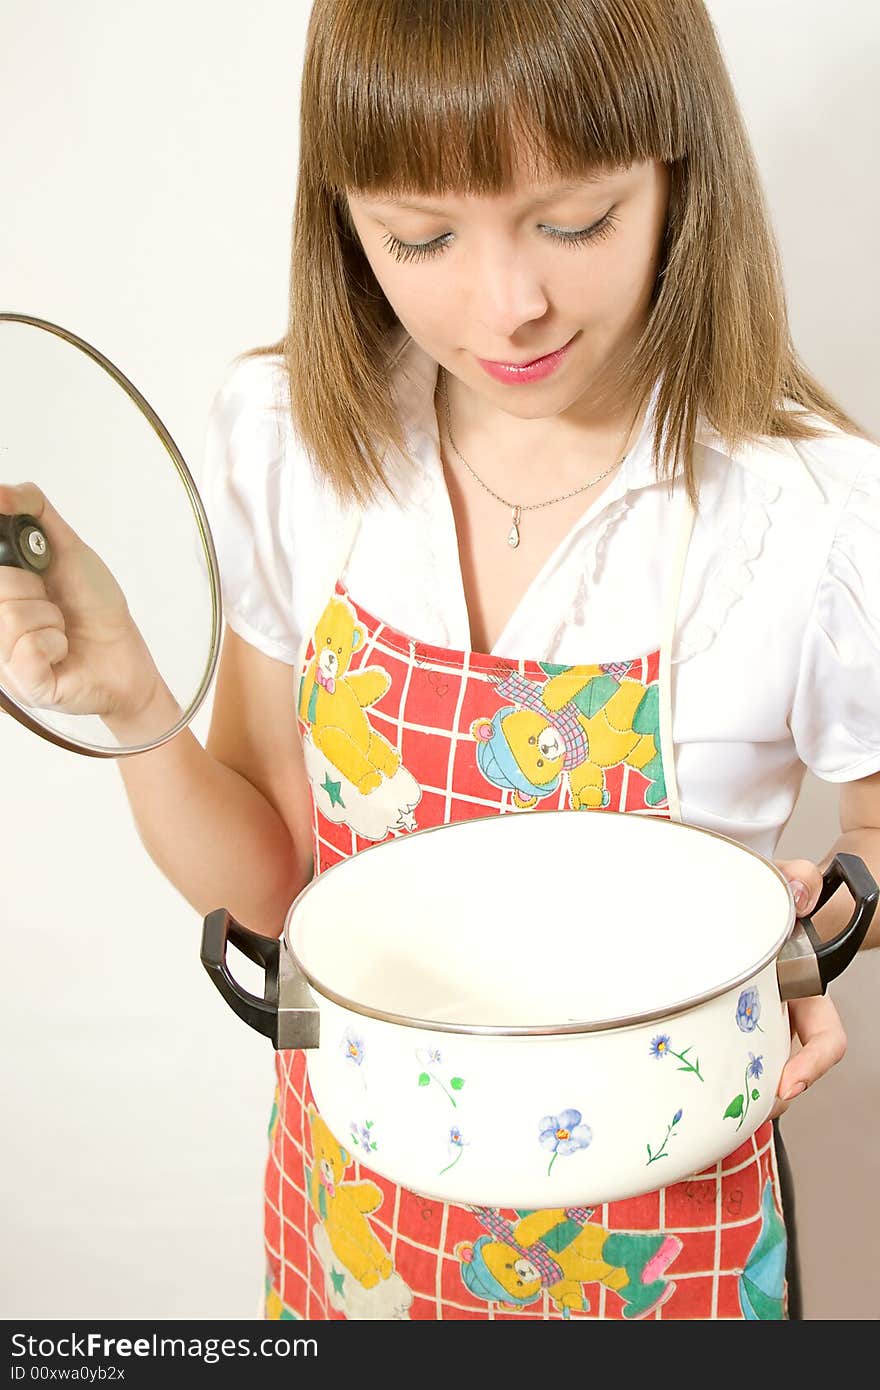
[814,827,880,951]
[112,698,309,938]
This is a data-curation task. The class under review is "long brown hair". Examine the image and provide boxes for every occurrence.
[241,0,871,506]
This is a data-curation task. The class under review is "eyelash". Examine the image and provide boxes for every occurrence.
[380,211,619,265]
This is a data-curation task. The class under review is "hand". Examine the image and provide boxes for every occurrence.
[0,481,166,725]
[771,857,848,1119]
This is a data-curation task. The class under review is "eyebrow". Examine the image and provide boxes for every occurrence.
[369,180,608,214]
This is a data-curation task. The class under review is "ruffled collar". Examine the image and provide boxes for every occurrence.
[385,326,825,662]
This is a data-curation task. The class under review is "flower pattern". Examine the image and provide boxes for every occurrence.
[646,1109,683,1165]
[649,1033,704,1080]
[349,1119,377,1153]
[416,1048,465,1107]
[540,1109,593,1176]
[341,1027,365,1066]
[439,1124,467,1176]
[724,1055,765,1132]
[736,989,762,1033]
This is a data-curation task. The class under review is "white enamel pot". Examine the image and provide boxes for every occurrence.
[201,810,877,1208]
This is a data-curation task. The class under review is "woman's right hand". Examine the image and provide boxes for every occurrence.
[0,481,175,735]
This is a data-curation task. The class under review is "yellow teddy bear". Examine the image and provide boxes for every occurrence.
[457,1207,681,1318]
[307,1107,394,1290]
[472,663,665,810]
[298,596,400,794]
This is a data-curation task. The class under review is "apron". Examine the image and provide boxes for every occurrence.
[261,486,792,1321]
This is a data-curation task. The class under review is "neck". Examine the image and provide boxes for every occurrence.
[436,367,650,496]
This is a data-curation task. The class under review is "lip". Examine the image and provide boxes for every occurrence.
[476,333,578,383]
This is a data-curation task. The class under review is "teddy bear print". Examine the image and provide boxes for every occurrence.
[471,662,665,810]
[298,596,401,795]
[456,1206,682,1318]
[307,1107,393,1286]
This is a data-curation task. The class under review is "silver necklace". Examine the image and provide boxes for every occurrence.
[440,367,638,549]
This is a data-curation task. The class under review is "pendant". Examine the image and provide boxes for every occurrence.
[507,505,521,549]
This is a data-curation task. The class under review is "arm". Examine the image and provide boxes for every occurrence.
[113,627,314,939]
[777,770,880,950]
[771,770,880,1115]
[815,771,880,949]
[345,667,392,707]
[512,1208,567,1247]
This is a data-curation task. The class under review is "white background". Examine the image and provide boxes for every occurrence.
[1,1,878,1319]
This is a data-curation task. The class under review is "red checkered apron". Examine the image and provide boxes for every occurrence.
[262,494,791,1320]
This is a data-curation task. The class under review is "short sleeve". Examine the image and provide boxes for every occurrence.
[789,451,880,781]
[200,354,302,664]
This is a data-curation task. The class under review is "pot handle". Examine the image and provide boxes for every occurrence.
[200,908,281,1046]
[200,908,321,1050]
[778,853,878,1001]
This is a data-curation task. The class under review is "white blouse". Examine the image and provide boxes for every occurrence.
[200,329,880,859]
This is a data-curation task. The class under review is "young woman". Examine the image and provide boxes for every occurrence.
[1,0,878,1319]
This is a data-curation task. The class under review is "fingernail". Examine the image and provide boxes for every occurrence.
[782,1081,807,1101]
[790,880,810,911]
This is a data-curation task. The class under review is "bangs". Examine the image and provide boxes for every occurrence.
[306,0,689,198]
[261,0,867,509]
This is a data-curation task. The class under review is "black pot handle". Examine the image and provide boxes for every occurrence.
[0,513,52,573]
[799,853,878,990]
[200,908,280,1045]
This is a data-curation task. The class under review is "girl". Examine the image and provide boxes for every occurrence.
[2,0,879,1319]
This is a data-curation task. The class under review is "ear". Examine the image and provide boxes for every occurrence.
[471,718,494,742]
[339,1145,351,1167]
[513,791,538,809]
[454,1241,475,1263]
[351,626,364,652]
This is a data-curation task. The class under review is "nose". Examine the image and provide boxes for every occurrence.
[469,238,551,344]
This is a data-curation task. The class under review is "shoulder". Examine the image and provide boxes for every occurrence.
[206,350,291,450]
[697,408,880,528]
[202,350,338,520]
[211,349,288,409]
[780,412,880,507]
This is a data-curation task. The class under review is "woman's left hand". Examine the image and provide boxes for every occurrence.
[771,857,848,1119]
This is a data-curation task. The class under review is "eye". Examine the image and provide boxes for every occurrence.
[325,637,332,645]
[537,759,544,768]
[381,210,619,264]
[528,735,536,745]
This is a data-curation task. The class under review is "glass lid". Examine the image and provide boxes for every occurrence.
[0,312,221,755]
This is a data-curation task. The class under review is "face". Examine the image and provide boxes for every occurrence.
[500,709,564,787]
[345,158,670,428]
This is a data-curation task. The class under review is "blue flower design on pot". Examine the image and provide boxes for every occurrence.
[416,1047,465,1106]
[649,1033,704,1080]
[439,1124,467,1177]
[646,1108,683,1166]
[349,1119,377,1153]
[341,1026,366,1066]
[540,1109,593,1176]
[724,1054,765,1132]
[736,988,763,1033]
